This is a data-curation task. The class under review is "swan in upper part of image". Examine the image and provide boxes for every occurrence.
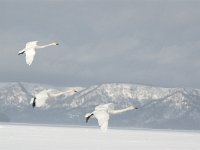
[85,103,138,132]
[18,41,59,65]
[32,89,78,108]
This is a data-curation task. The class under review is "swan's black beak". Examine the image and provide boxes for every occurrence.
[56,43,59,45]
[135,107,138,109]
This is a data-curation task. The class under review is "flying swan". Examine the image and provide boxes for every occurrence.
[32,89,78,108]
[18,41,59,65]
[85,103,138,132]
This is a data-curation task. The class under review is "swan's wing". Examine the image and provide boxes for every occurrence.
[18,82,34,98]
[32,97,36,108]
[25,41,38,48]
[85,113,94,123]
[18,82,36,107]
[34,90,50,107]
[94,110,109,132]
[95,103,114,111]
[25,49,36,65]
[100,121,108,132]
[95,105,106,111]
[107,103,115,110]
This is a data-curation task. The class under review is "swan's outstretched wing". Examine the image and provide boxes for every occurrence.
[32,97,36,108]
[18,82,36,107]
[18,82,34,98]
[94,110,109,132]
[95,103,114,111]
[34,90,52,107]
[25,49,36,65]
[100,121,108,132]
[25,41,38,48]
[85,113,94,123]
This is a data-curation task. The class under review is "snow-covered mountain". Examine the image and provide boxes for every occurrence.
[0,82,200,130]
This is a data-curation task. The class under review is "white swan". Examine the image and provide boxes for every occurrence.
[85,103,138,132]
[18,41,59,65]
[32,89,78,108]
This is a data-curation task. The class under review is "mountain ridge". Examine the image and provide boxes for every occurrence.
[0,82,200,130]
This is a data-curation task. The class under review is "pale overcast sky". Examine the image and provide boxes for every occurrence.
[0,0,200,88]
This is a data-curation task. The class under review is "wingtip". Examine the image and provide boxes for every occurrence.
[85,113,94,123]
[18,50,25,55]
[32,97,36,108]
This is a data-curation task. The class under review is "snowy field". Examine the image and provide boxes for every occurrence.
[0,123,200,150]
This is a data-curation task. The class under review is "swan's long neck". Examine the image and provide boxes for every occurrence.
[49,90,76,97]
[37,43,56,49]
[49,91,66,97]
[109,106,134,115]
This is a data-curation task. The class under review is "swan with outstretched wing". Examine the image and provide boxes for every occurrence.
[85,103,138,132]
[34,89,78,108]
[18,41,59,65]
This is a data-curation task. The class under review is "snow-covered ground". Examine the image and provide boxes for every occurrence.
[0,123,199,150]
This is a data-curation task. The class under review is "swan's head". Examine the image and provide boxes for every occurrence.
[52,42,59,45]
[128,105,138,110]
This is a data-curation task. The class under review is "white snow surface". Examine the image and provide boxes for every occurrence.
[0,123,199,150]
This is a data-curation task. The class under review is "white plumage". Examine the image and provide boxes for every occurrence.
[32,89,78,108]
[85,103,138,132]
[18,41,59,65]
